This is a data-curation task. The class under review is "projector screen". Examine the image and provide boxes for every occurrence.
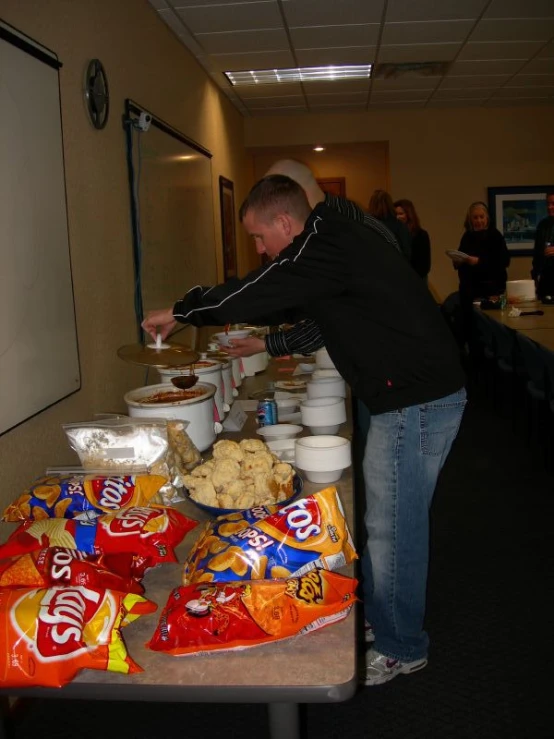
[0,21,80,435]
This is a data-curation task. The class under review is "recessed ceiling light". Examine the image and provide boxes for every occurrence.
[224,64,372,87]
[313,146,325,152]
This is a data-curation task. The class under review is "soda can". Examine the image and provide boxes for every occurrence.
[257,399,278,426]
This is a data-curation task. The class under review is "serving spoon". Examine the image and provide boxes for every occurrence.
[170,365,199,389]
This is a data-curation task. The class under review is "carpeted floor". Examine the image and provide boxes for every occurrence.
[5,391,554,739]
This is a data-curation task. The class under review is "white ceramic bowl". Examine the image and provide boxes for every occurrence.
[300,396,346,428]
[308,424,341,435]
[315,347,336,370]
[214,329,252,348]
[276,397,300,413]
[298,362,315,374]
[312,368,342,380]
[301,469,344,483]
[256,424,303,441]
[295,435,352,476]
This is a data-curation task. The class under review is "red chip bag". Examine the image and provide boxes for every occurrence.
[0,586,156,688]
[148,569,357,656]
[0,548,144,594]
[0,507,197,565]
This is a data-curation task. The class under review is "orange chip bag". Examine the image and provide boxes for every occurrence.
[148,569,357,656]
[0,506,197,565]
[183,486,357,585]
[0,548,144,594]
[0,586,156,687]
[2,474,167,522]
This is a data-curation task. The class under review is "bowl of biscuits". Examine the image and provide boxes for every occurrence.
[182,437,302,516]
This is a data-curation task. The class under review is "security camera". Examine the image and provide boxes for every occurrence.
[136,112,152,132]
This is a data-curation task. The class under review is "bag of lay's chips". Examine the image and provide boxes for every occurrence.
[2,474,168,522]
[0,548,144,594]
[148,569,357,656]
[0,506,197,564]
[0,586,156,688]
[182,486,356,585]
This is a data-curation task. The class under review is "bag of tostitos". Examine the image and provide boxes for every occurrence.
[182,486,356,585]
[0,548,145,595]
[0,586,156,688]
[148,569,357,656]
[0,506,197,564]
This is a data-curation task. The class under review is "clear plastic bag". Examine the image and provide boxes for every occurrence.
[62,417,201,505]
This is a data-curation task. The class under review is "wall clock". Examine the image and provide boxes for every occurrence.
[84,59,109,130]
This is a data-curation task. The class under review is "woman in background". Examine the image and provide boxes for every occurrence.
[454,201,510,302]
[367,189,411,262]
[394,199,431,280]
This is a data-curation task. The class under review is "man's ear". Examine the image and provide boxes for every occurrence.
[274,213,294,238]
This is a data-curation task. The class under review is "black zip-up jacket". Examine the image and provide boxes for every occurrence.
[174,204,464,414]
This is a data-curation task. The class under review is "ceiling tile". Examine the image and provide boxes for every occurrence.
[282,0,385,27]
[432,87,493,99]
[427,98,485,107]
[170,0,262,5]
[371,88,432,101]
[302,78,371,93]
[211,50,295,72]
[458,41,544,60]
[244,95,305,107]
[295,47,375,66]
[492,85,554,97]
[508,74,554,86]
[149,0,169,9]
[174,1,282,34]
[520,57,554,74]
[382,20,474,45]
[246,105,310,115]
[373,76,437,90]
[386,0,488,22]
[306,91,368,105]
[448,59,525,75]
[440,74,511,87]
[368,100,427,108]
[196,28,289,54]
[537,40,554,58]
[309,103,367,111]
[484,0,554,18]
[470,19,554,43]
[290,24,380,48]
[236,82,304,98]
[484,97,554,107]
[378,43,461,63]
[158,8,187,34]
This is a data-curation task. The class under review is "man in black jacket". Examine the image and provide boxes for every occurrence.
[531,191,554,299]
[143,175,466,685]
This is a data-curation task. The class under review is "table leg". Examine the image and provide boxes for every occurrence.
[267,702,301,739]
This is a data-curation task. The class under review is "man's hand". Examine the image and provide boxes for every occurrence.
[544,245,554,257]
[141,308,177,342]
[223,336,266,357]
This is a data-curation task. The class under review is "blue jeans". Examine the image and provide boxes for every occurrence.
[361,388,467,662]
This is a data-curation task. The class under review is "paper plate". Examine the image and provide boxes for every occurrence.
[445,250,470,260]
[185,474,303,517]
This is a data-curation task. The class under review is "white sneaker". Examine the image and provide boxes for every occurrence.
[364,620,375,643]
[361,648,428,686]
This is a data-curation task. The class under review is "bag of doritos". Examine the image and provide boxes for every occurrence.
[0,548,144,594]
[182,486,356,585]
[148,569,357,656]
[0,506,197,564]
[2,474,167,521]
[0,586,156,687]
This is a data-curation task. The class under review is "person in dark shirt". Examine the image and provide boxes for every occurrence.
[367,189,412,263]
[531,191,554,299]
[142,175,466,687]
[394,198,431,280]
[453,201,510,302]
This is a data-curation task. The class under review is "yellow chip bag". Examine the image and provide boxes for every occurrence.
[183,486,357,585]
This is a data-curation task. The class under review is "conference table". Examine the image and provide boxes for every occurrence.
[515,328,554,352]
[480,301,554,331]
[0,358,358,739]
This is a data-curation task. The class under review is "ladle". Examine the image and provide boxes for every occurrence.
[170,367,198,389]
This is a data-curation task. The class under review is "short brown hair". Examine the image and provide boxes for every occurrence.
[239,175,311,224]
[367,189,396,220]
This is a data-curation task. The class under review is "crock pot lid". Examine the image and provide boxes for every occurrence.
[118,342,199,368]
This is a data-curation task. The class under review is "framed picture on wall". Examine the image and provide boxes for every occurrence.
[488,185,553,256]
[219,176,237,280]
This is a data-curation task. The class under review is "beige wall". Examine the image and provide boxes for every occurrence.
[0,0,248,501]
[244,107,553,301]
[248,142,390,211]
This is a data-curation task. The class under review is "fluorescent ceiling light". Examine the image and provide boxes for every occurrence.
[225,64,372,86]
[313,146,325,152]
